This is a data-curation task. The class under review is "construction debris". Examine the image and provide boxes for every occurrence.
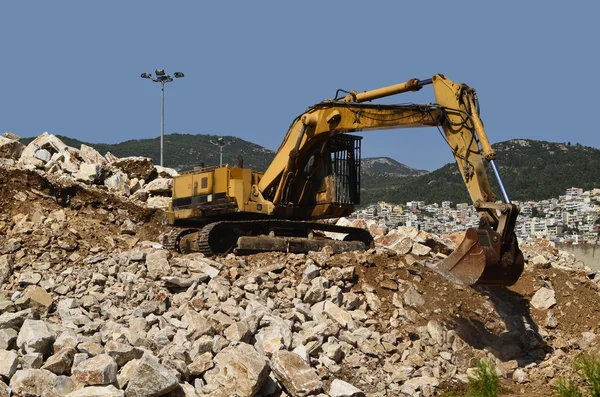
[0,132,598,396]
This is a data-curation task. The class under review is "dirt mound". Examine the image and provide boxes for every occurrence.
[0,165,163,252]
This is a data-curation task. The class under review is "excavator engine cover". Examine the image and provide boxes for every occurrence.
[437,221,524,286]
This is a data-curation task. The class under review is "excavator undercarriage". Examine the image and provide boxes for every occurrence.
[161,220,373,256]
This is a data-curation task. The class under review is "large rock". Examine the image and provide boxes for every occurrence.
[0,309,36,331]
[154,165,179,178]
[224,320,251,343]
[16,319,54,355]
[323,301,355,330]
[185,309,216,339]
[0,350,18,380]
[374,231,413,255]
[146,196,171,210]
[145,250,171,280]
[72,354,118,385]
[188,352,214,376]
[271,350,323,397]
[426,320,445,346]
[15,285,53,312]
[530,287,556,310]
[73,163,101,184]
[0,329,17,351]
[105,341,143,367]
[329,379,365,397]
[0,255,13,284]
[19,132,80,171]
[9,369,62,397]
[41,347,76,375]
[79,144,107,165]
[204,343,269,397]
[112,157,155,181]
[125,354,178,397]
[404,284,425,308]
[66,385,125,397]
[2,132,20,140]
[400,376,439,394]
[255,324,293,356]
[0,136,25,160]
[0,380,8,397]
[104,340,144,368]
[411,242,432,256]
[104,171,130,196]
[531,254,551,269]
[144,177,173,195]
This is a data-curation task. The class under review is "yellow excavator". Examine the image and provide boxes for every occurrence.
[163,74,524,286]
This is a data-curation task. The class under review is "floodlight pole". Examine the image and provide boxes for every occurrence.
[209,138,235,167]
[140,69,184,167]
[160,81,165,168]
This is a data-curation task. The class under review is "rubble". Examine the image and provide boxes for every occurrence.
[0,132,598,396]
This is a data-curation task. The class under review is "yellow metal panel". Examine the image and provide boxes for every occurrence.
[229,179,245,211]
[213,168,228,193]
[172,174,193,199]
[192,171,213,196]
[228,167,242,180]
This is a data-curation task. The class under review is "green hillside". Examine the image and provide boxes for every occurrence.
[361,140,600,204]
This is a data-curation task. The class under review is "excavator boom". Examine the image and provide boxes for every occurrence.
[260,74,524,286]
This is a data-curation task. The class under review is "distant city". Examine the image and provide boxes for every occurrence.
[351,187,600,245]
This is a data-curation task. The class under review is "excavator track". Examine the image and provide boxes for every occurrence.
[169,219,374,256]
[197,222,219,256]
[161,228,199,253]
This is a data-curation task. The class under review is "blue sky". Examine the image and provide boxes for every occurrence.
[1,2,598,170]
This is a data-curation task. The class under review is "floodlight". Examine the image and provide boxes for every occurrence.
[141,68,184,167]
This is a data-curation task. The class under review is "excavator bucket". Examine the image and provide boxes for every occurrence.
[437,224,524,286]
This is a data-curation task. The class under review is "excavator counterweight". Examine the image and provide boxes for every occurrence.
[165,74,524,286]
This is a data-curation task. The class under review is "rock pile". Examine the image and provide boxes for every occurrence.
[1,132,600,396]
[0,132,176,209]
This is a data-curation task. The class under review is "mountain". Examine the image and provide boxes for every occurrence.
[360,139,600,205]
[361,157,428,177]
[20,135,600,205]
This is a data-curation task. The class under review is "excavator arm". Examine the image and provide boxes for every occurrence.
[258,74,524,285]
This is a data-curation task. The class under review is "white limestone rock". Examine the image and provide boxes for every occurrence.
[0,135,25,160]
[144,177,173,195]
[204,343,269,397]
[124,354,178,397]
[16,319,54,355]
[72,354,118,386]
[530,287,556,310]
[271,350,323,397]
[329,378,365,397]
